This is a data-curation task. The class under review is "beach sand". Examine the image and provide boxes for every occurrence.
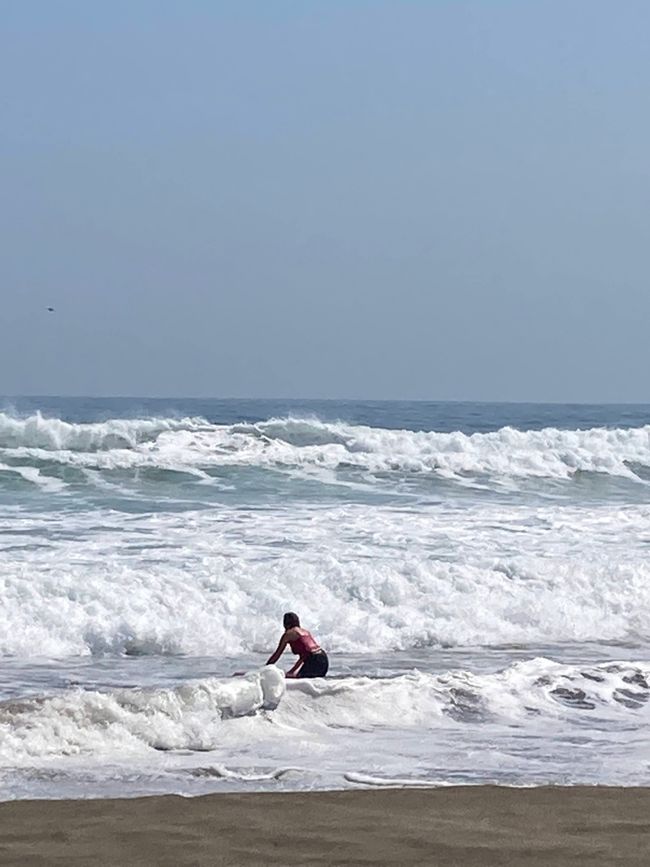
[0,786,649,866]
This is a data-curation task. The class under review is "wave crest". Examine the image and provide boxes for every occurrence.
[0,667,284,762]
[279,659,650,728]
[2,660,647,763]
[1,412,650,481]
[0,412,203,452]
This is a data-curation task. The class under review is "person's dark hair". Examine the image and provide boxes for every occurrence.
[283,612,300,629]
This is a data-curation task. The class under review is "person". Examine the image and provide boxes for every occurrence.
[266,612,329,678]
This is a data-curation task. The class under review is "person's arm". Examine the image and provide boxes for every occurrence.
[266,631,289,665]
[285,658,304,679]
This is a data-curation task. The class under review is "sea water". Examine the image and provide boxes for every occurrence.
[0,397,649,799]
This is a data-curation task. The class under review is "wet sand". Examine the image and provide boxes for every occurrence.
[0,787,649,866]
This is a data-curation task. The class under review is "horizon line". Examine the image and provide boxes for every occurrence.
[1,393,649,408]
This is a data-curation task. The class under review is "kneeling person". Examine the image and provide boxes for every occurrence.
[266,612,329,679]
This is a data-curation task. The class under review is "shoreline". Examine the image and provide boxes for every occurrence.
[1,786,649,866]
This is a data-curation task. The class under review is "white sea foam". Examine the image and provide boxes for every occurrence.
[2,407,650,798]
[343,773,452,787]
[0,660,646,766]
[0,462,67,492]
[1,501,649,657]
[0,667,284,763]
[280,659,650,727]
[0,412,201,451]
[1,412,650,481]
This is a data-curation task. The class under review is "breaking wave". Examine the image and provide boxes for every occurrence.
[2,410,650,659]
[280,658,650,728]
[0,412,200,452]
[1,660,647,764]
[1,411,650,483]
[0,667,285,762]
[2,502,649,657]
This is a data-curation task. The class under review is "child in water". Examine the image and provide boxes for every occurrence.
[266,612,329,678]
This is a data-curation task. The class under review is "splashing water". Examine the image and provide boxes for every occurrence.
[1,397,649,798]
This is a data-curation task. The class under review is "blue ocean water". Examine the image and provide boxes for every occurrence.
[0,398,649,798]
[1,397,649,511]
[6,394,650,432]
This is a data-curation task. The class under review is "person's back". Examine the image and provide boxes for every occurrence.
[266,613,329,678]
[288,627,321,660]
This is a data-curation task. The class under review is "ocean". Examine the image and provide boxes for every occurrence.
[0,397,649,799]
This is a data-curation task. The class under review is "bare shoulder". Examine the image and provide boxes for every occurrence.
[284,627,300,640]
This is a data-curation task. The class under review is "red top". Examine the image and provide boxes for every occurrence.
[289,629,321,661]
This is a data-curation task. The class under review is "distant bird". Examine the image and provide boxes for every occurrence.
[46,307,55,312]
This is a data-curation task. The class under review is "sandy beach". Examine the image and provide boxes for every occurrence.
[0,787,648,866]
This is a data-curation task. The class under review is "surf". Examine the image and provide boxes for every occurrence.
[2,411,650,483]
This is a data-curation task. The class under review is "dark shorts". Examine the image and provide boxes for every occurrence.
[298,650,329,678]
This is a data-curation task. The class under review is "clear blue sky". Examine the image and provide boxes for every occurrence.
[1,1,649,401]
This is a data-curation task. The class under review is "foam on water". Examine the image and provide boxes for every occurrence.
[0,462,67,493]
[0,667,284,762]
[0,412,198,451]
[1,412,650,483]
[1,501,649,657]
[1,660,648,795]
[278,659,650,729]
[1,401,650,797]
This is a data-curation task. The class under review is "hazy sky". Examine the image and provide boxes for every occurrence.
[1,1,649,401]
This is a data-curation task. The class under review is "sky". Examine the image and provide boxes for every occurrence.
[1,0,649,402]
